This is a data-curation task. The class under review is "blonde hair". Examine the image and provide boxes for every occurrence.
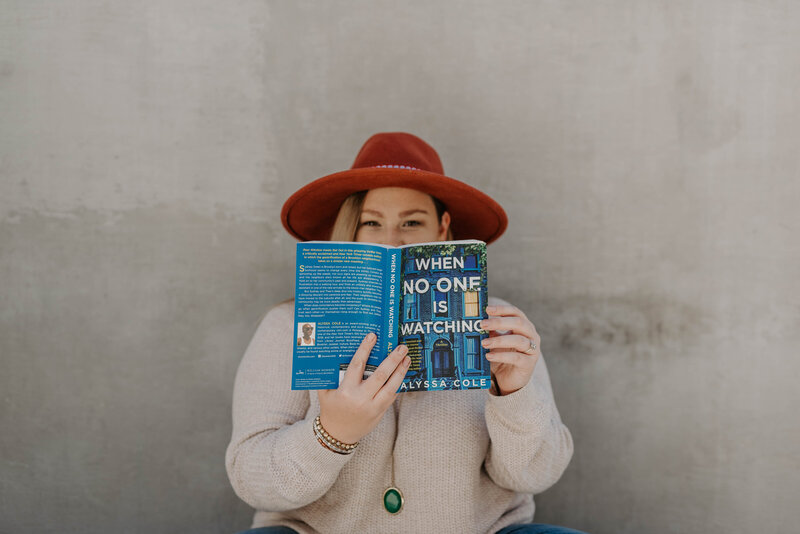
[329,191,367,241]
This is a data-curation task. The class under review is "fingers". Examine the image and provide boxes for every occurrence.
[485,304,526,318]
[481,315,536,339]
[340,332,377,388]
[482,305,541,368]
[364,344,408,398]
[373,351,411,406]
[485,350,538,367]
[482,334,536,354]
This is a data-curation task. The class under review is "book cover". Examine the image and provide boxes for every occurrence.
[396,241,489,391]
[291,240,490,392]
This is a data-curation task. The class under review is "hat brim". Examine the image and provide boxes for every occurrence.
[280,167,507,244]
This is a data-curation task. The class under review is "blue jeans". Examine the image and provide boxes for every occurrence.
[236,524,588,534]
[236,528,298,534]
[497,525,589,534]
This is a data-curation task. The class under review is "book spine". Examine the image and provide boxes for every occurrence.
[382,248,401,355]
[291,242,304,390]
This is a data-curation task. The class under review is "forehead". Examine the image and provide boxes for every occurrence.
[361,187,436,213]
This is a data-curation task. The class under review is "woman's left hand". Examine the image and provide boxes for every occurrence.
[480,304,541,396]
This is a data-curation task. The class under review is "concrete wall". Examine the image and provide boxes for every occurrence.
[2,1,797,532]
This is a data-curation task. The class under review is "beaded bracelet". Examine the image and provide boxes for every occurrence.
[313,415,359,455]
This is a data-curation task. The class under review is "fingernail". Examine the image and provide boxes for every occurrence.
[486,305,495,312]
[398,344,407,355]
[404,356,411,366]
[486,354,495,360]
[367,332,376,341]
[481,339,491,347]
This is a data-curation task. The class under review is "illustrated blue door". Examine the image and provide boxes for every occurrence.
[431,338,455,378]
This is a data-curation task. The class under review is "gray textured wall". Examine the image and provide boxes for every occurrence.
[2,1,798,533]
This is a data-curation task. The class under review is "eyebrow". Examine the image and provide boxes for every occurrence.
[361,209,430,217]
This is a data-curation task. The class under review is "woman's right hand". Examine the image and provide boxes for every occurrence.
[317,332,411,445]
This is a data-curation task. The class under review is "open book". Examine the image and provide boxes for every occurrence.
[291,240,491,392]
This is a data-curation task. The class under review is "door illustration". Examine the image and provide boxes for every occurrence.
[431,338,455,378]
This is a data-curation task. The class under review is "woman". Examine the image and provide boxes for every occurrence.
[297,323,315,346]
[226,133,581,534]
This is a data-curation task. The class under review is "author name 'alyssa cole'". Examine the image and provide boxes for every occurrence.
[399,377,490,391]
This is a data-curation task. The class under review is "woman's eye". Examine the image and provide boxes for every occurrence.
[403,220,422,227]
[359,220,379,227]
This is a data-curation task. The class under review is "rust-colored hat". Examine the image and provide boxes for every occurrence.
[280,132,508,243]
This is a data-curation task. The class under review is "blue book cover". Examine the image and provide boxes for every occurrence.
[292,240,490,392]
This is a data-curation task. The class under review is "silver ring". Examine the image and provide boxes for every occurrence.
[524,339,537,354]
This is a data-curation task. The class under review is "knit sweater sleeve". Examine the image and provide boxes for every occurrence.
[225,302,353,511]
[483,300,574,494]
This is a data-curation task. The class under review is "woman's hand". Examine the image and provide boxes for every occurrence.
[318,332,411,444]
[480,304,541,396]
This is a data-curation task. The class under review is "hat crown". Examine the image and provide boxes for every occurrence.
[351,132,444,175]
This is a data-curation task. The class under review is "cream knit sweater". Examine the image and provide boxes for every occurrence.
[225,298,573,534]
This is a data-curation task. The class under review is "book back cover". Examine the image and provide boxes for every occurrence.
[292,242,389,390]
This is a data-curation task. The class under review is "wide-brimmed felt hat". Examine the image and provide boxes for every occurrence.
[280,132,508,244]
